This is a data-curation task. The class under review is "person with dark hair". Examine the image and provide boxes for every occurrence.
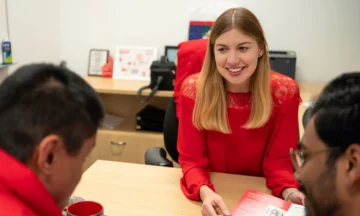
[291,72,360,216]
[0,64,104,215]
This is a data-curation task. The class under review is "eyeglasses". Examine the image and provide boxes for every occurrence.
[289,148,333,170]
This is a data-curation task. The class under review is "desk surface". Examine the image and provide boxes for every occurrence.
[84,76,326,100]
[83,76,173,97]
[74,160,268,216]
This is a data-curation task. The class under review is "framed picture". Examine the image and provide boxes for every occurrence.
[87,49,109,76]
[112,46,157,81]
[164,46,178,63]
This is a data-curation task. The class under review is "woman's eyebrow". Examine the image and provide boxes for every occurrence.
[215,42,251,47]
[237,42,251,46]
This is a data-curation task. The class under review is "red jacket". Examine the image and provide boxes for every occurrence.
[177,72,301,201]
[0,149,63,216]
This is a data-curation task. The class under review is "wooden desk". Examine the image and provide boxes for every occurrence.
[84,76,326,100]
[299,82,326,102]
[82,76,326,170]
[82,77,173,170]
[298,82,327,137]
[74,160,269,216]
[84,76,173,97]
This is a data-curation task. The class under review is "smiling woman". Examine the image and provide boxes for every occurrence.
[194,8,272,133]
[177,7,304,216]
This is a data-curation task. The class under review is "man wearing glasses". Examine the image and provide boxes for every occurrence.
[290,72,360,216]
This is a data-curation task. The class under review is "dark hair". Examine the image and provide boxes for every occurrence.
[0,63,104,163]
[311,72,360,164]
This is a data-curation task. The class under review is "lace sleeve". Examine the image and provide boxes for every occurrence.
[271,72,302,112]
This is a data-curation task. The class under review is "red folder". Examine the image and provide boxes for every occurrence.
[231,190,305,216]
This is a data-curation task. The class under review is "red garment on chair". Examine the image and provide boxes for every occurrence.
[174,39,208,118]
[177,72,302,201]
[0,149,63,216]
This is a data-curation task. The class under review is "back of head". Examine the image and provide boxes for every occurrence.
[311,72,360,162]
[0,63,104,163]
[194,7,271,133]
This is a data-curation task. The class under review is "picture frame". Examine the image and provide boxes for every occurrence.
[112,46,157,81]
[87,49,109,76]
[164,46,178,63]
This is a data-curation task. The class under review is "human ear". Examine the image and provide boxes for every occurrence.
[345,144,360,185]
[259,50,264,57]
[36,135,63,175]
[258,44,264,57]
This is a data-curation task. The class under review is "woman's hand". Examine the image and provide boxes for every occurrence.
[287,191,305,205]
[199,186,231,216]
[282,188,305,205]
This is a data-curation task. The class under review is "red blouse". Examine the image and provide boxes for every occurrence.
[177,72,301,201]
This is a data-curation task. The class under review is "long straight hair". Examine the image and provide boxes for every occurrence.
[193,7,272,134]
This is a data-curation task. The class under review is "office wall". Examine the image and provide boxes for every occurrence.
[59,0,360,82]
[4,0,360,82]
[0,0,7,40]
[6,0,61,73]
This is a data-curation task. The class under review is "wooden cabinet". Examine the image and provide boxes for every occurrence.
[95,130,164,163]
[82,76,326,171]
[82,77,173,170]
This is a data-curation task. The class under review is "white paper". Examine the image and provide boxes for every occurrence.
[112,46,157,81]
[263,205,287,216]
[100,113,124,129]
[285,204,306,216]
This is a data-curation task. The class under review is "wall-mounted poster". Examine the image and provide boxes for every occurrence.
[112,46,157,81]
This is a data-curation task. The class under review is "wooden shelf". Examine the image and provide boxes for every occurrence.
[0,63,15,69]
[94,91,169,142]
[98,127,163,139]
[84,76,173,97]
[99,116,163,139]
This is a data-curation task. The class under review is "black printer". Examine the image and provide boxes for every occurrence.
[137,55,175,103]
[269,50,297,79]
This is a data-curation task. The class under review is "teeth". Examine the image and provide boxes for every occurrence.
[228,67,243,72]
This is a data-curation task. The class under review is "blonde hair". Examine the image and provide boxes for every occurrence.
[193,7,272,134]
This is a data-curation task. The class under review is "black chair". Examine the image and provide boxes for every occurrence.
[144,97,179,167]
[145,98,314,167]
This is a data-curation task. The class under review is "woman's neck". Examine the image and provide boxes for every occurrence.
[226,80,251,93]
